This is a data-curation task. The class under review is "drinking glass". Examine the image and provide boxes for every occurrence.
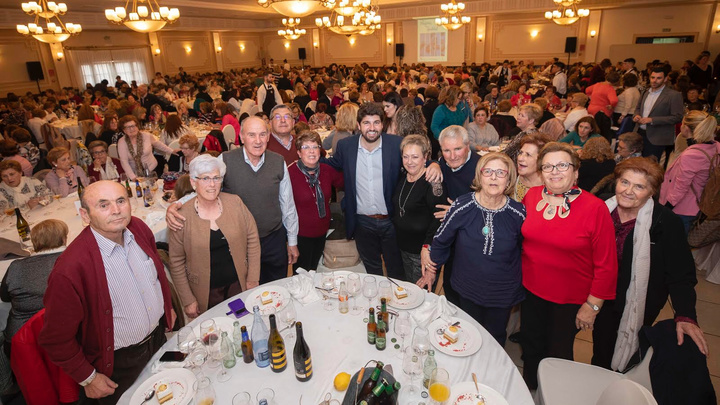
[280,300,297,339]
[347,273,362,315]
[402,346,423,400]
[322,271,335,311]
[394,311,412,359]
[216,336,233,383]
[199,319,221,368]
[193,377,216,405]
[256,388,275,405]
[378,280,392,303]
[428,368,451,404]
[232,392,252,405]
[362,276,378,309]
[188,342,208,375]
[177,326,197,354]
[411,326,430,357]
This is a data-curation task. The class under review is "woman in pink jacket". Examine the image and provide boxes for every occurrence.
[585,71,619,118]
[660,110,720,233]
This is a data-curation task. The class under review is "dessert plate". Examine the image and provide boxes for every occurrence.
[449,381,508,405]
[387,280,425,310]
[245,285,290,315]
[129,368,196,405]
[428,317,482,357]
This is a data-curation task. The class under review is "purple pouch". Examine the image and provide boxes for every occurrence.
[226,298,250,318]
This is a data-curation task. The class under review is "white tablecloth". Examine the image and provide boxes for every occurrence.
[118,275,533,405]
[50,119,101,141]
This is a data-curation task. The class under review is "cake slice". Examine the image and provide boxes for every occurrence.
[261,291,273,305]
[443,325,460,344]
[394,286,408,299]
[156,383,173,404]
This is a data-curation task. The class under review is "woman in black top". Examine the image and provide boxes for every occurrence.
[85,112,122,146]
[392,135,446,283]
[578,137,616,192]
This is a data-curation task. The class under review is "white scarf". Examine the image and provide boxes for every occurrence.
[605,196,654,372]
[0,177,36,207]
[97,156,120,180]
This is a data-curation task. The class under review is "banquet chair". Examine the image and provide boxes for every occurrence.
[536,348,654,405]
[108,144,119,159]
[595,379,657,405]
[248,105,259,116]
[221,124,236,149]
[306,100,317,113]
[32,169,50,183]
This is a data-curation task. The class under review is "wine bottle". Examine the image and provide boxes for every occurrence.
[15,208,31,247]
[292,322,312,382]
[357,380,388,405]
[135,180,142,198]
[268,314,287,372]
[240,325,254,363]
[76,176,84,198]
[251,305,270,368]
[357,361,383,399]
[220,331,236,369]
[338,281,349,314]
[367,308,376,345]
[423,349,437,388]
[125,179,133,198]
[375,316,386,351]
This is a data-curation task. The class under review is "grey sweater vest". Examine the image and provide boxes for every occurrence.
[222,148,284,237]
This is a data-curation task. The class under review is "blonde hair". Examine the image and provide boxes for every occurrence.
[31,219,68,252]
[400,134,430,158]
[335,102,360,133]
[683,110,717,143]
[471,152,516,195]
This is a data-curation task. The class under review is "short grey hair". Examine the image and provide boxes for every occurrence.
[270,104,292,117]
[438,125,469,146]
[189,154,227,179]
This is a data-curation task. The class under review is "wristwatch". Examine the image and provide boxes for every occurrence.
[585,301,600,311]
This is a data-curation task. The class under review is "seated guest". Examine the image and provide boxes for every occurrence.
[45,146,90,197]
[168,134,201,173]
[77,103,101,125]
[559,116,603,147]
[131,106,147,125]
[197,102,214,124]
[0,139,33,177]
[615,132,643,163]
[593,157,707,371]
[533,98,556,126]
[87,140,124,182]
[168,155,261,318]
[382,92,404,135]
[176,101,197,122]
[323,102,358,151]
[148,103,167,127]
[86,112,122,146]
[116,115,175,180]
[308,103,334,130]
[1,219,68,356]
[577,137,616,192]
[513,133,551,202]
[172,174,193,202]
[393,104,428,139]
[214,101,241,137]
[10,129,40,169]
[510,83,532,107]
[159,114,191,146]
[27,109,47,145]
[504,103,543,161]
[0,160,47,209]
[288,102,307,123]
[288,131,344,270]
[465,106,499,151]
[431,86,467,140]
[563,93,590,132]
[487,100,516,139]
[542,85,562,111]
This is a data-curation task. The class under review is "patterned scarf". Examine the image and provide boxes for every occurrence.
[542,186,581,217]
[126,133,145,177]
[297,160,325,218]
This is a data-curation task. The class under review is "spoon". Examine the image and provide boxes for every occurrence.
[140,389,155,404]
[279,321,297,333]
[472,373,486,404]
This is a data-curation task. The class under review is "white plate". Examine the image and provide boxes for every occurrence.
[245,285,290,315]
[387,281,425,310]
[449,381,509,405]
[428,317,482,357]
[129,368,197,405]
[192,316,236,341]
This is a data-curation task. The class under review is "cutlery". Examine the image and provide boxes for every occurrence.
[385,276,401,288]
[140,389,155,404]
[279,321,297,333]
[435,321,461,335]
[472,373,486,404]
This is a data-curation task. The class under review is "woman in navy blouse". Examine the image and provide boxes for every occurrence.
[420,152,526,346]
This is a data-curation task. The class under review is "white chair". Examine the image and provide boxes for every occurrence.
[306,100,317,113]
[248,105,259,116]
[221,124,236,148]
[537,348,654,405]
[596,380,657,405]
[108,144,119,159]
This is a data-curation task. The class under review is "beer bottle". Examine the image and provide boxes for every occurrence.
[357,361,383,399]
[375,317,386,351]
[240,325,254,363]
[367,308,376,345]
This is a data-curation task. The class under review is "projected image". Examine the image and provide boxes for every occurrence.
[418,19,448,62]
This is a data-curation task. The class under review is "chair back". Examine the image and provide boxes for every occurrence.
[595,379,657,405]
[221,124,236,148]
[32,169,51,182]
[624,347,654,394]
[539,117,567,141]
[306,100,317,112]
[78,119,96,142]
[41,124,68,150]
[248,104,260,116]
[108,143,119,159]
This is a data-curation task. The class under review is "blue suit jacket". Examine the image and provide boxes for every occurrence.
[324,133,402,238]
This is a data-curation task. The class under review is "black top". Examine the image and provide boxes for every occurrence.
[578,158,616,192]
[391,175,447,254]
[422,99,439,138]
[86,130,122,146]
[687,64,713,89]
[440,152,480,200]
[209,228,238,289]
[538,110,555,126]
[294,95,312,112]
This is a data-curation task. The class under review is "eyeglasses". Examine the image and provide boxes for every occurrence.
[300,144,320,150]
[540,162,574,172]
[480,168,509,178]
[273,114,292,121]
[91,150,107,156]
[123,124,138,130]
[194,176,223,183]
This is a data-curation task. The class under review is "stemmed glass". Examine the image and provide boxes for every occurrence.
[394,312,412,359]
[216,334,233,383]
[402,346,423,401]
[362,277,378,309]
[347,273,362,315]
[199,319,221,368]
[188,341,208,376]
[193,377,216,405]
[322,271,335,311]
[411,326,430,357]
[279,300,297,339]
[176,326,196,354]
[428,368,451,404]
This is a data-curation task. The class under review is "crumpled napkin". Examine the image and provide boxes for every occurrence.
[411,294,457,327]
[286,267,321,305]
[144,210,166,228]
[150,358,188,373]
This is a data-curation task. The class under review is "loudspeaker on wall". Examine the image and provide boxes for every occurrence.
[395,43,404,58]
[564,37,578,54]
[298,48,307,60]
[26,61,44,81]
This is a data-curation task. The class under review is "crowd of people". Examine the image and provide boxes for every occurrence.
[0,52,717,403]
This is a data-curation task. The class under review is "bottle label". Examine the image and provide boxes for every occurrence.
[294,357,313,379]
[271,348,287,369]
[258,350,270,362]
[375,337,386,350]
[367,332,376,344]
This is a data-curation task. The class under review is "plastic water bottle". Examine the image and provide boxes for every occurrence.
[251,305,270,368]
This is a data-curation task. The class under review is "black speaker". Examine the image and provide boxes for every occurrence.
[26,61,44,81]
[298,48,306,60]
[564,37,578,54]
[395,43,405,58]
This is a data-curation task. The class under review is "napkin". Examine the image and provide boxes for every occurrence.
[411,294,457,327]
[150,359,188,373]
[144,211,166,228]
[286,267,321,305]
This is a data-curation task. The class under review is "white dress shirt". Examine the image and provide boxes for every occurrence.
[355,138,387,216]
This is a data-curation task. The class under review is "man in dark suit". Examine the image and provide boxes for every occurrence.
[137,84,162,112]
[633,66,683,163]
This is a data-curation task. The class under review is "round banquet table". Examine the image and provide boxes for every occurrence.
[50,118,101,140]
[118,275,534,405]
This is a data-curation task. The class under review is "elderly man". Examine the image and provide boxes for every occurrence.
[137,84,162,112]
[267,104,299,165]
[167,116,299,283]
[39,181,175,404]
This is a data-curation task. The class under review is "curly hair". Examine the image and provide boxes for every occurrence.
[581,137,614,163]
[394,105,427,138]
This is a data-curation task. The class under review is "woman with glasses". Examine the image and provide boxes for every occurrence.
[116,115,176,180]
[168,154,261,319]
[419,152,526,346]
[287,131,344,270]
[519,142,617,390]
[86,140,124,182]
[168,134,201,174]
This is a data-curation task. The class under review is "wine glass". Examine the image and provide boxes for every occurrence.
[362,276,378,309]
[428,368,451,404]
[176,326,197,354]
[411,326,430,357]
[216,334,233,383]
[193,377,216,405]
[347,273,362,315]
[199,319,221,368]
[232,392,252,405]
[394,312,412,359]
[402,346,423,401]
[378,280,392,303]
[256,388,275,405]
[322,271,335,311]
[188,342,208,375]
[279,300,297,339]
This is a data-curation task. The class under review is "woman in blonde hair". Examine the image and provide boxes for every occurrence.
[322,102,358,152]
[659,110,720,233]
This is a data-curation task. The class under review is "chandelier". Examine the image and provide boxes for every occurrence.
[544,0,589,25]
[435,0,470,31]
[323,0,370,17]
[258,0,326,18]
[315,4,381,36]
[105,0,180,33]
[16,1,82,44]
[278,18,307,40]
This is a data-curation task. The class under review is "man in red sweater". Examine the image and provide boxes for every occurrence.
[266,104,299,165]
[39,181,175,404]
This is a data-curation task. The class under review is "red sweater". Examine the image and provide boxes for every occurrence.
[521,187,618,304]
[288,162,344,238]
[38,217,173,383]
[267,134,299,165]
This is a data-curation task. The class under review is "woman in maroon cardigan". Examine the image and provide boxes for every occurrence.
[87,140,125,182]
[288,131,344,270]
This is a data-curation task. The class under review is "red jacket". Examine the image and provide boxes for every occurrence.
[38,217,173,383]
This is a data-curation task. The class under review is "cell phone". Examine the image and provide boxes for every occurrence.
[159,351,187,363]
[226,298,249,318]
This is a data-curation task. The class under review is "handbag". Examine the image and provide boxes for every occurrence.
[322,239,360,269]
[688,213,720,249]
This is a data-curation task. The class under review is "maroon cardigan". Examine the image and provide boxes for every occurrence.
[38,217,173,383]
[86,157,125,183]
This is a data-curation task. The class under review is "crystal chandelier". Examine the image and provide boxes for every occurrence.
[323,0,370,17]
[435,0,470,31]
[258,0,326,18]
[16,1,82,44]
[544,0,589,25]
[315,4,381,36]
[278,18,307,40]
[105,0,180,33]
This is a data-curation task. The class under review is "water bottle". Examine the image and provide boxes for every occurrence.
[251,305,270,368]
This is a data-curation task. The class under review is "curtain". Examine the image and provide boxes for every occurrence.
[66,48,151,89]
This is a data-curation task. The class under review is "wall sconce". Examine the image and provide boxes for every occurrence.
[313,41,318,48]
[154,48,161,56]
[716,24,720,33]
[284,42,290,49]
[56,51,64,61]
[216,46,222,53]
[530,30,538,38]
[590,30,597,38]
[477,34,483,41]
[349,37,356,45]
[387,38,392,45]
[185,46,192,53]
[239,44,245,51]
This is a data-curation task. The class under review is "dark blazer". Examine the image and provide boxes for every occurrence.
[139,93,162,112]
[633,86,683,146]
[324,134,402,238]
